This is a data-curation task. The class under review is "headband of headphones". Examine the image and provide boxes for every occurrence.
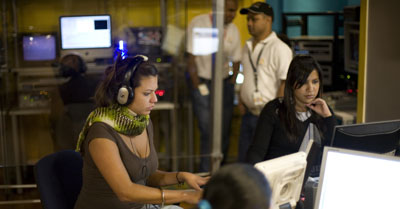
[116,55,149,105]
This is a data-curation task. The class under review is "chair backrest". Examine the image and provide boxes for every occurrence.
[35,150,83,209]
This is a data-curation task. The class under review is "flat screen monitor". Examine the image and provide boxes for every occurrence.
[20,33,58,67]
[59,14,113,62]
[314,147,400,209]
[331,119,400,155]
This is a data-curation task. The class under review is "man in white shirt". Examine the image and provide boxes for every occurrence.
[238,1,292,162]
[186,0,241,171]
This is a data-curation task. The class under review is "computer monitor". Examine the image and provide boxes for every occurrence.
[255,151,307,209]
[314,147,400,209]
[59,14,113,62]
[331,119,400,155]
[19,33,58,67]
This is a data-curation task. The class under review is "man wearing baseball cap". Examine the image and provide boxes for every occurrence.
[238,1,293,162]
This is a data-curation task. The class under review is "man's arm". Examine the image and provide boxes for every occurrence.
[187,53,200,88]
[230,61,240,84]
[277,80,285,98]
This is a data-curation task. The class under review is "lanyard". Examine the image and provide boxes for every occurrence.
[248,42,267,92]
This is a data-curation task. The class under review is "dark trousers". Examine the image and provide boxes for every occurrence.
[191,77,235,172]
[238,110,259,162]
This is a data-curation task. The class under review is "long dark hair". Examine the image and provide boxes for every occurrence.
[279,55,324,141]
[94,55,158,107]
[202,163,271,209]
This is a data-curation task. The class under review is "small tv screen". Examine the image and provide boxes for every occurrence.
[60,15,112,49]
[22,34,57,61]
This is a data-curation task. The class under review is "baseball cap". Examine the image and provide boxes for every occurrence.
[240,1,274,20]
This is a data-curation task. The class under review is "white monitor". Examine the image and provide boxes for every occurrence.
[59,14,113,62]
[255,151,307,209]
[314,147,400,209]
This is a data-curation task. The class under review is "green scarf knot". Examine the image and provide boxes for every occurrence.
[76,104,149,152]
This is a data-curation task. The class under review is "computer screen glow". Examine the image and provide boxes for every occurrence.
[60,15,111,49]
[23,34,56,61]
[315,148,400,209]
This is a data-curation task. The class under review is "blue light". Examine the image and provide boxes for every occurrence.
[119,40,124,50]
[116,40,128,59]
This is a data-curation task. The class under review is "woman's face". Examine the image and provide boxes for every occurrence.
[293,70,320,112]
[128,76,158,115]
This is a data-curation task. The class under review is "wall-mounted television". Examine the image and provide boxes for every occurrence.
[19,32,58,67]
[59,14,113,62]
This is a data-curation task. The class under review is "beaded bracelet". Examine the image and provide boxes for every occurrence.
[176,172,183,184]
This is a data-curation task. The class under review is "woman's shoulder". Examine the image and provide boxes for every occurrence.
[261,98,282,116]
[87,122,118,141]
[265,98,282,110]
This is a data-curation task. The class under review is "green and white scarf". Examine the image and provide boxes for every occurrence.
[75,104,149,152]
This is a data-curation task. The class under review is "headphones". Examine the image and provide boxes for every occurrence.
[116,55,149,105]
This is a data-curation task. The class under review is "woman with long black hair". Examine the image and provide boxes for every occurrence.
[246,55,336,165]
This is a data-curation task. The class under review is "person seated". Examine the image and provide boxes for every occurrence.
[74,54,208,209]
[246,55,336,175]
[51,54,99,150]
[197,163,272,209]
[58,54,98,105]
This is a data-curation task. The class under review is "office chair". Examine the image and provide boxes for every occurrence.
[35,150,83,209]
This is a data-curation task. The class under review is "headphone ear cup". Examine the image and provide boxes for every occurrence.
[117,86,129,105]
[117,85,134,105]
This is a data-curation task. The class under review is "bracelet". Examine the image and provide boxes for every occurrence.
[160,188,165,208]
[176,172,183,184]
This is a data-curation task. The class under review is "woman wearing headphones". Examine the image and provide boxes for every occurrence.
[74,55,208,209]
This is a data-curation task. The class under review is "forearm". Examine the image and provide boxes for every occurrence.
[231,62,240,83]
[187,53,200,88]
[147,170,182,187]
[119,182,198,205]
[277,80,285,98]
[322,114,336,146]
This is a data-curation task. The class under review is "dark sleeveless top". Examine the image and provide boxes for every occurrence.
[74,121,159,209]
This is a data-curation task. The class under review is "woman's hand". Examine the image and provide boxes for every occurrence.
[182,189,203,205]
[178,172,210,191]
[306,98,332,118]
